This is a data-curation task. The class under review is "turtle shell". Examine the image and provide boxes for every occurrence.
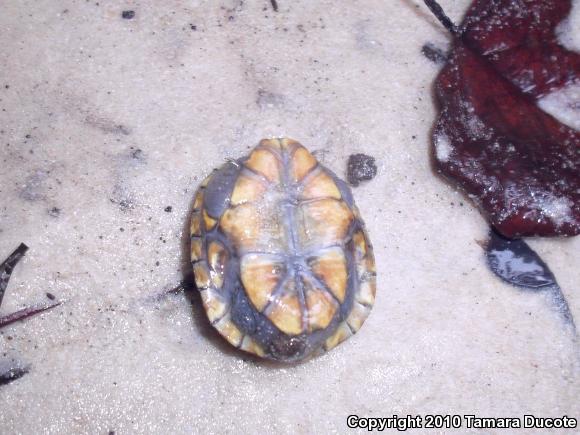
[191,138,376,362]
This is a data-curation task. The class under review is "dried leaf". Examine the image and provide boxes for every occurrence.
[430,0,580,237]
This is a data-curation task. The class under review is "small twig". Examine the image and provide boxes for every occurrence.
[0,243,29,308]
[147,276,197,302]
[423,0,458,35]
[270,0,278,12]
[0,301,62,329]
[155,282,187,300]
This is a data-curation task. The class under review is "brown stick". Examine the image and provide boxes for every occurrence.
[423,0,458,35]
[0,301,61,329]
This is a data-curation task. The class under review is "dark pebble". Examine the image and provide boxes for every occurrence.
[131,148,144,160]
[347,153,377,186]
[164,206,173,212]
[48,207,61,217]
[46,292,56,300]
[122,10,135,19]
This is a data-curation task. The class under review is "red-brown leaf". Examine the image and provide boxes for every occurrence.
[432,0,580,238]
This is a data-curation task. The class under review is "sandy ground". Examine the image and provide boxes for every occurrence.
[0,1,579,434]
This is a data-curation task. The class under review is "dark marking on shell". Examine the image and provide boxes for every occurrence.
[231,286,259,335]
[269,334,308,361]
[202,161,242,218]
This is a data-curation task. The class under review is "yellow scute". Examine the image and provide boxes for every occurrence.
[240,336,266,357]
[268,293,303,335]
[203,209,217,230]
[220,202,285,253]
[291,146,317,182]
[324,322,352,350]
[214,314,243,347]
[309,248,347,302]
[220,204,260,247]
[191,238,202,262]
[200,288,227,323]
[245,148,281,183]
[193,190,203,210]
[193,261,211,289]
[306,287,337,331]
[208,241,227,274]
[230,173,267,206]
[298,199,353,250]
[241,254,285,311]
[300,170,341,200]
[190,211,202,236]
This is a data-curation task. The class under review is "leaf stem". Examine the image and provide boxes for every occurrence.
[423,0,458,35]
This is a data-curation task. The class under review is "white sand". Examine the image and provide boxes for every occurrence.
[0,1,579,434]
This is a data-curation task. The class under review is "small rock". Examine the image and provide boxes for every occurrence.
[164,206,173,212]
[122,10,135,19]
[131,148,144,160]
[48,207,61,217]
[347,153,377,186]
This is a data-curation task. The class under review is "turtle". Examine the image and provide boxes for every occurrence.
[190,138,376,362]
